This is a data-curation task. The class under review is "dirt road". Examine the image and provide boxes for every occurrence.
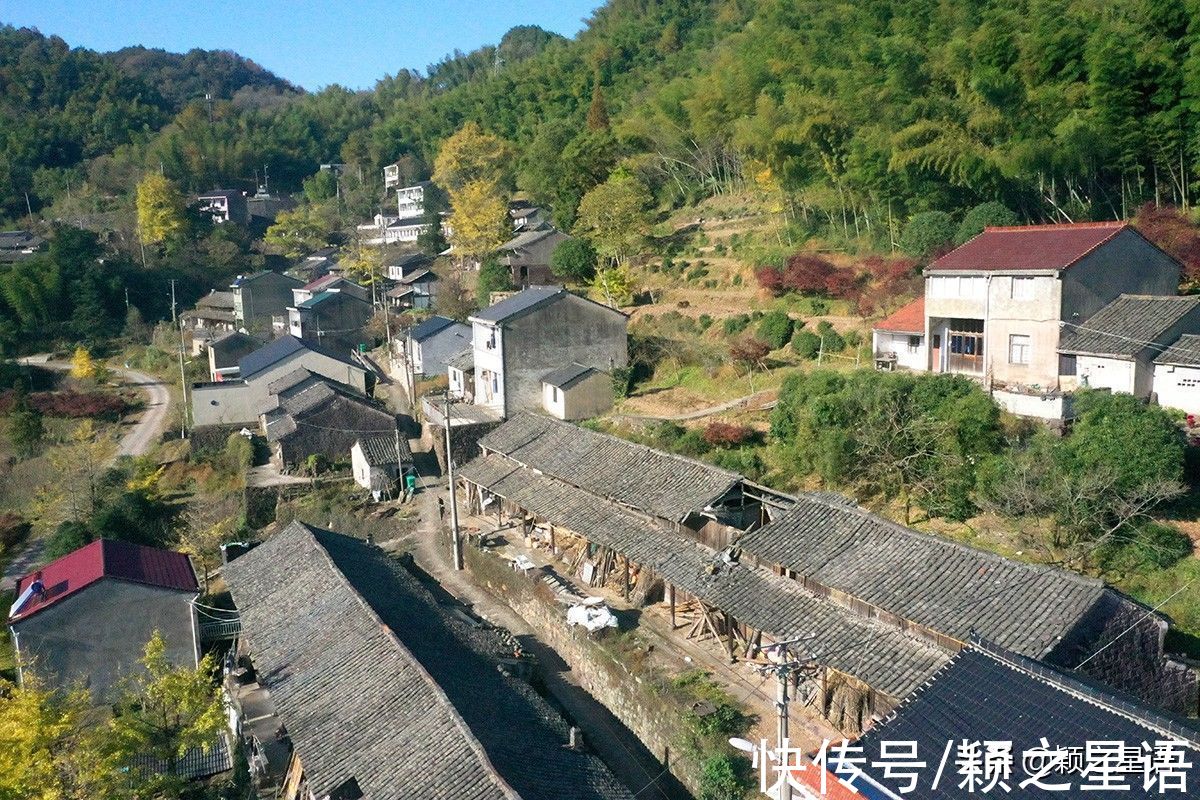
[3,358,173,588]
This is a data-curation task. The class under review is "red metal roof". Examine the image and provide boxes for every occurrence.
[302,273,345,292]
[873,296,924,333]
[9,539,198,622]
[927,221,1128,272]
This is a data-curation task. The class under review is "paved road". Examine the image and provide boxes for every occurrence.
[3,358,173,588]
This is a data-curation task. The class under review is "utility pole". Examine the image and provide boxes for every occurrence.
[177,316,189,439]
[443,390,463,570]
[742,637,816,800]
[169,279,178,324]
[24,191,33,219]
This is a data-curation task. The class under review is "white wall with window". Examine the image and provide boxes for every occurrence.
[1010,276,1038,300]
[1154,363,1200,413]
[928,275,986,299]
[871,329,926,371]
[1008,334,1032,365]
[1077,354,1136,395]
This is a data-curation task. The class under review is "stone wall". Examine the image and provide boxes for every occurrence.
[462,545,707,795]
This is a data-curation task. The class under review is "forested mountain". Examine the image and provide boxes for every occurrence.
[4,0,1200,236]
[0,25,296,219]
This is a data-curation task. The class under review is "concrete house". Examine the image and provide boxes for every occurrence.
[261,374,396,470]
[921,222,1181,416]
[1154,335,1200,414]
[191,335,371,427]
[290,274,368,306]
[871,296,926,371]
[8,539,199,700]
[351,434,412,501]
[287,289,373,352]
[541,363,613,420]
[231,271,304,338]
[384,252,433,282]
[407,315,471,377]
[206,331,262,382]
[0,229,45,263]
[1059,294,1200,399]
[469,287,628,418]
[393,180,430,216]
[497,228,569,288]
[387,268,438,310]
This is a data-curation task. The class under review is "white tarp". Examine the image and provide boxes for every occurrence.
[566,602,618,632]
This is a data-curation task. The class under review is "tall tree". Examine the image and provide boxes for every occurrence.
[447,179,510,264]
[574,170,653,266]
[431,122,513,193]
[135,173,186,246]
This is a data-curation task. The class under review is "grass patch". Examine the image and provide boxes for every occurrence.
[1115,557,1200,658]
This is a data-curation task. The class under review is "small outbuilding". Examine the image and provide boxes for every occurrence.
[351,434,412,501]
[1154,334,1200,414]
[541,363,613,421]
[871,297,926,371]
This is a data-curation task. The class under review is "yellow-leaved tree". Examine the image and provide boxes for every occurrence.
[431,122,513,193]
[447,180,510,265]
[0,673,100,800]
[69,346,95,380]
[135,173,186,246]
[574,169,653,267]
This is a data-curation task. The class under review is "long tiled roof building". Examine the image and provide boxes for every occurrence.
[460,414,1198,733]
[224,521,633,800]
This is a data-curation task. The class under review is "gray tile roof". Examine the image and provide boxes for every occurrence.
[356,433,411,465]
[224,521,632,800]
[446,348,475,371]
[541,363,600,389]
[410,315,456,341]
[479,413,742,521]
[459,456,950,699]
[471,286,565,324]
[857,641,1200,799]
[238,335,361,381]
[1058,294,1200,357]
[196,290,235,310]
[737,494,1109,659]
[1155,334,1200,366]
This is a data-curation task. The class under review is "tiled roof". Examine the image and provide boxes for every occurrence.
[471,286,566,324]
[196,290,235,310]
[10,540,197,621]
[230,270,303,288]
[1155,334,1200,366]
[296,290,354,309]
[0,230,43,250]
[398,268,434,284]
[479,413,742,521]
[927,222,1129,272]
[737,495,1108,659]
[541,362,601,389]
[302,273,348,292]
[410,315,457,341]
[874,296,925,334]
[458,456,949,699]
[356,433,411,465]
[208,331,261,356]
[224,521,632,800]
[237,335,361,381]
[1059,295,1200,357]
[855,641,1200,799]
[446,348,474,371]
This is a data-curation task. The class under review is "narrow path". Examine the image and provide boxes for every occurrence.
[3,358,173,588]
[386,478,689,800]
[613,388,777,422]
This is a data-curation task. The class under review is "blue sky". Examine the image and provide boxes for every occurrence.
[1,0,602,90]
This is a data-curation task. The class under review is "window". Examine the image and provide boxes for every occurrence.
[1009,334,1032,365]
[907,335,921,353]
[1012,276,1036,300]
[551,386,558,402]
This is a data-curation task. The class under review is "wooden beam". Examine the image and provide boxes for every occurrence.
[623,556,631,600]
[668,583,676,629]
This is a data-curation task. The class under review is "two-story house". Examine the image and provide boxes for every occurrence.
[394,181,430,217]
[230,271,305,338]
[468,286,628,417]
[197,189,249,226]
[919,222,1180,416]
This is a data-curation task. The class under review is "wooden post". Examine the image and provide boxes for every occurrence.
[623,557,631,600]
[549,525,557,556]
[669,584,676,629]
[726,612,736,663]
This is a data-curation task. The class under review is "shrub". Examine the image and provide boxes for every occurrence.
[550,238,599,283]
[731,273,742,286]
[611,366,635,399]
[675,428,711,457]
[698,755,748,800]
[703,422,755,448]
[817,320,846,353]
[0,390,130,420]
[756,310,794,350]
[224,433,254,472]
[698,314,714,331]
[809,298,830,316]
[900,210,956,257]
[0,513,30,554]
[791,329,822,359]
[956,201,1018,244]
[722,314,751,336]
[686,266,710,282]
[45,521,93,561]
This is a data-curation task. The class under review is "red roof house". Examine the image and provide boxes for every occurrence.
[873,296,924,334]
[927,221,1163,272]
[8,539,200,699]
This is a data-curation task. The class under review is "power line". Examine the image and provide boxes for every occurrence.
[1074,577,1197,669]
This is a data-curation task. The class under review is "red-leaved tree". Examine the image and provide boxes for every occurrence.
[1135,203,1200,289]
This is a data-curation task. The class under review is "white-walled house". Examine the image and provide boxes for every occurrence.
[1154,335,1200,414]
[871,297,926,371]
[407,315,471,377]
[540,363,613,421]
[1058,294,1200,399]
[468,287,628,418]
[918,221,1181,418]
